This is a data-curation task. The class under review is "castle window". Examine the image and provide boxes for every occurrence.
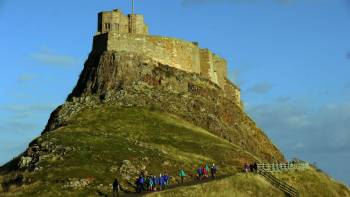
[115,23,119,31]
[105,23,111,30]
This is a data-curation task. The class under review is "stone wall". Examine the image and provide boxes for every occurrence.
[97,9,148,35]
[129,15,148,34]
[93,33,202,74]
[224,78,242,108]
[213,55,227,88]
[93,9,231,90]
[200,49,218,84]
[92,33,230,88]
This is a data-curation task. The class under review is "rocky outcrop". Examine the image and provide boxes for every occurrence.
[43,51,284,162]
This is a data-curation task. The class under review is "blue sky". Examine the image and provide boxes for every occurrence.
[0,0,349,186]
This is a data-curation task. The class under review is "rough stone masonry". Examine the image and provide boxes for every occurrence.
[92,9,241,105]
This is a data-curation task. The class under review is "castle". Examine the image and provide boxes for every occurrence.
[92,9,241,105]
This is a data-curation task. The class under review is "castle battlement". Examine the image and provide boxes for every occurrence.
[97,9,148,35]
[92,9,241,105]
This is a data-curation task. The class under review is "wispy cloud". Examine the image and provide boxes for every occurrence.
[31,49,77,68]
[276,96,290,103]
[182,0,255,6]
[0,121,40,133]
[17,74,35,82]
[248,81,273,94]
[0,104,55,119]
[0,104,55,113]
[181,0,307,6]
[247,101,350,155]
[0,104,55,120]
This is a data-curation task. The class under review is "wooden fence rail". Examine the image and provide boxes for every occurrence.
[257,162,309,173]
[258,168,299,197]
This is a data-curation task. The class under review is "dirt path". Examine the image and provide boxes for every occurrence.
[122,174,233,197]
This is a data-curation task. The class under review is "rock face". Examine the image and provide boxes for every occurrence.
[43,51,284,162]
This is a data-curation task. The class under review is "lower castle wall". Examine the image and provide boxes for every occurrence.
[92,33,229,89]
[224,78,242,107]
[213,55,227,89]
[94,33,201,74]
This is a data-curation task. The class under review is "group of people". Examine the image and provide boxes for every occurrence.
[136,173,170,193]
[179,163,218,183]
[243,163,257,173]
[111,163,218,196]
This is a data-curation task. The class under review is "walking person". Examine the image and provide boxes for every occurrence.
[152,175,157,191]
[179,169,186,183]
[136,175,144,193]
[253,163,258,172]
[197,167,203,180]
[244,163,249,173]
[154,175,160,191]
[159,174,165,191]
[163,172,169,188]
[148,176,154,191]
[205,164,210,178]
[211,163,217,178]
[203,166,208,179]
[112,178,120,197]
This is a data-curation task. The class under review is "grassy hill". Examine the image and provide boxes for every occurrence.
[1,106,349,196]
[275,167,350,197]
[0,106,259,196]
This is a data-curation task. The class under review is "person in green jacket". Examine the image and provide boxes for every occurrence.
[205,164,210,178]
[179,169,186,183]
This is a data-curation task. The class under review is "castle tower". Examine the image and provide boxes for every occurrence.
[97,9,148,35]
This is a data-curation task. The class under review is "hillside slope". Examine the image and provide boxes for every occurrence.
[44,51,284,162]
[146,170,350,197]
[0,106,260,196]
[2,107,348,196]
[275,168,350,197]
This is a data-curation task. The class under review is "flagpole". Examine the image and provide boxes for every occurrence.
[132,0,134,14]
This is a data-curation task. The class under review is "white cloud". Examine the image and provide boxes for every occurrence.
[31,49,77,68]
[17,74,35,82]
[247,101,350,155]
[181,0,313,6]
[293,142,305,150]
[0,104,55,113]
[0,121,39,133]
[248,81,273,94]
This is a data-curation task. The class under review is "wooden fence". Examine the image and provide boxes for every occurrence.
[258,168,299,197]
[257,162,309,173]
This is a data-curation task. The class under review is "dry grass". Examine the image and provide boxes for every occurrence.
[275,167,350,197]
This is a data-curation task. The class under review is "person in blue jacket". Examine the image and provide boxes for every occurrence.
[197,167,203,180]
[153,175,159,191]
[159,174,165,190]
[136,175,144,193]
[163,172,169,188]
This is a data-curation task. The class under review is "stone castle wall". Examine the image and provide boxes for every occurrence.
[92,33,229,88]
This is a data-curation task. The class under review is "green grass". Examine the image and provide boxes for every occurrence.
[1,106,259,196]
[275,167,350,197]
[1,106,349,197]
[145,173,285,197]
